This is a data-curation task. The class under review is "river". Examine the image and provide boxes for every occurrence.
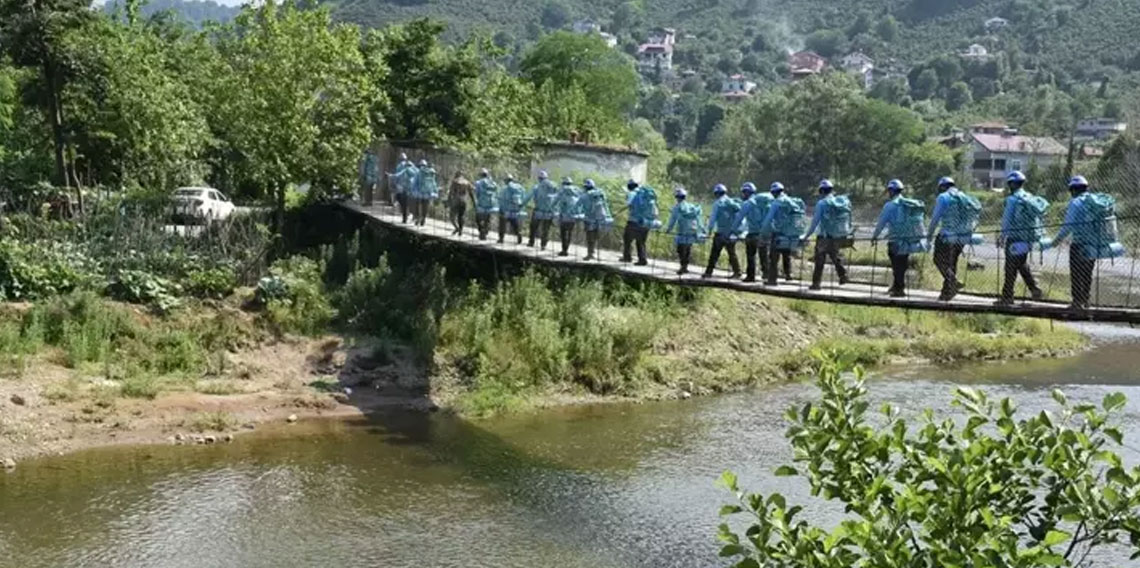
[3,325,1140,568]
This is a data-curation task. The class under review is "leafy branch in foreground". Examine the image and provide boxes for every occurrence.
[718,357,1140,567]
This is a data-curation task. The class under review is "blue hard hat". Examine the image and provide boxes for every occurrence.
[1069,175,1089,188]
[538,170,548,179]
[819,179,834,190]
[713,183,727,195]
[1007,171,1027,184]
[584,179,596,189]
[938,176,956,188]
[674,188,688,199]
[770,182,785,193]
[887,179,905,192]
[741,182,757,194]
[418,159,428,167]
[480,168,490,177]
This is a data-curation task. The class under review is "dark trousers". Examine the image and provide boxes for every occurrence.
[585,230,600,259]
[413,198,429,225]
[888,242,909,294]
[1070,247,1096,308]
[767,246,793,285]
[933,238,965,296]
[677,244,693,273]
[622,224,650,264]
[743,235,769,282]
[1001,244,1041,301]
[811,237,849,287]
[475,212,492,240]
[396,193,409,223]
[449,202,467,234]
[498,215,521,243]
[704,233,741,277]
[529,217,552,249]
[559,222,576,255]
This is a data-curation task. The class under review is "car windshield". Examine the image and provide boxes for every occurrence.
[175,189,206,198]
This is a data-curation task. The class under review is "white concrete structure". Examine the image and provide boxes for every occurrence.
[531,142,649,185]
[1076,118,1128,141]
[961,43,992,61]
[637,28,676,73]
[840,52,875,90]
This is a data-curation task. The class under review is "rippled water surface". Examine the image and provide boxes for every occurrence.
[3,327,1140,568]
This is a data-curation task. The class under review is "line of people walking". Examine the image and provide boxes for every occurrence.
[385,155,1124,311]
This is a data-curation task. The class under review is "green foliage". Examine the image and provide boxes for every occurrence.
[258,256,334,336]
[185,267,237,299]
[0,237,98,300]
[106,269,182,313]
[331,255,447,354]
[719,357,1140,567]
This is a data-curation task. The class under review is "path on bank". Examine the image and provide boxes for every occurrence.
[342,201,1140,324]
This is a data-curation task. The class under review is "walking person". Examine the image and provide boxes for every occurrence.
[926,176,981,301]
[621,180,659,266]
[497,174,527,244]
[447,171,473,236]
[871,179,928,298]
[703,184,743,279]
[800,179,852,290]
[580,180,613,261]
[1048,176,1125,311]
[526,171,558,249]
[733,182,773,283]
[554,177,583,257]
[411,159,438,226]
[473,169,499,240]
[664,188,705,275]
[995,171,1046,305]
[759,182,805,286]
[388,153,417,224]
[359,151,378,205]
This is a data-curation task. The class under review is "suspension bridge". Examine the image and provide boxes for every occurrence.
[341,199,1140,324]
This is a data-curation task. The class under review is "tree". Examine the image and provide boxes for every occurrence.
[892,141,958,200]
[539,1,570,30]
[929,54,963,88]
[212,0,375,229]
[741,54,762,74]
[695,103,725,147]
[610,0,643,34]
[870,76,909,105]
[911,68,939,100]
[804,29,848,58]
[520,31,637,139]
[875,14,899,42]
[946,80,973,111]
[0,0,96,207]
[718,358,1140,568]
[846,12,872,39]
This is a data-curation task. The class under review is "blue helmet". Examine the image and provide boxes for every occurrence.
[480,168,490,177]
[627,179,639,190]
[1007,171,1026,184]
[538,170,548,180]
[770,182,785,193]
[584,179,596,189]
[713,183,727,195]
[1069,175,1089,189]
[741,182,757,195]
[674,187,688,199]
[418,159,429,167]
[819,179,834,191]
[506,173,514,181]
[938,176,956,188]
[887,179,905,193]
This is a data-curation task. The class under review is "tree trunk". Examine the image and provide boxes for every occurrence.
[42,60,67,189]
[275,183,286,234]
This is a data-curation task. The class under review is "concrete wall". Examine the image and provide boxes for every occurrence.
[530,143,649,186]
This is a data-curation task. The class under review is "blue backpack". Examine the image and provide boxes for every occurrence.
[945,191,982,240]
[894,197,929,253]
[630,187,659,226]
[1010,193,1049,244]
[1081,193,1125,259]
[772,197,806,249]
[821,195,853,238]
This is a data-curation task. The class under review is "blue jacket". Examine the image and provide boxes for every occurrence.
[498,181,527,218]
[1053,193,1096,247]
[554,186,582,221]
[392,161,417,195]
[758,194,793,236]
[412,167,439,199]
[927,188,975,244]
[733,193,774,235]
[526,180,559,220]
[626,187,660,228]
[802,195,845,239]
[665,202,705,245]
[1000,189,1038,244]
[871,198,910,243]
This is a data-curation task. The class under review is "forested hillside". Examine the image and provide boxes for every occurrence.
[328,0,1140,82]
[103,0,239,26]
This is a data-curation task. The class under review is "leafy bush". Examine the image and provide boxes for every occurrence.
[0,238,99,300]
[258,256,334,336]
[185,267,237,299]
[106,269,182,313]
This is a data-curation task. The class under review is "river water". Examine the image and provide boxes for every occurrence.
[3,326,1140,568]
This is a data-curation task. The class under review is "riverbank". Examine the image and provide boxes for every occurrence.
[0,284,1085,466]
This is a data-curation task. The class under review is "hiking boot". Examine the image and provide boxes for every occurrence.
[701,272,714,279]
[938,292,957,302]
[838,277,850,286]
[558,251,569,257]
[584,254,595,261]
[809,285,823,291]
[497,238,505,244]
[730,272,742,280]
[889,290,907,298]
[676,268,689,275]
[1030,289,1044,301]
[635,260,649,267]
[742,277,756,283]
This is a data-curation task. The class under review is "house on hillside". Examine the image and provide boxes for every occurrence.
[721,74,757,103]
[789,51,826,80]
[961,43,992,61]
[572,19,617,48]
[840,51,875,90]
[970,122,1010,135]
[1076,118,1128,141]
[637,27,676,74]
[985,17,1009,32]
[966,128,1067,190]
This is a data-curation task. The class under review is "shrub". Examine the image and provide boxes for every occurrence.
[0,238,99,300]
[106,269,182,313]
[258,256,334,336]
[185,267,237,299]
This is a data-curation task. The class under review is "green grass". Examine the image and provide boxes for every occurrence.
[187,411,238,433]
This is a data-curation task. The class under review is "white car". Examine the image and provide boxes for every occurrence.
[171,187,235,224]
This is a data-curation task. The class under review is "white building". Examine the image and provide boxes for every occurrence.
[571,19,618,48]
[840,52,875,90]
[961,43,992,61]
[721,74,757,103]
[967,129,1067,190]
[637,28,676,73]
[1076,118,1128,141]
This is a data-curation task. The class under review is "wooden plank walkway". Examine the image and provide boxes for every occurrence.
[341,201,1140,324]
